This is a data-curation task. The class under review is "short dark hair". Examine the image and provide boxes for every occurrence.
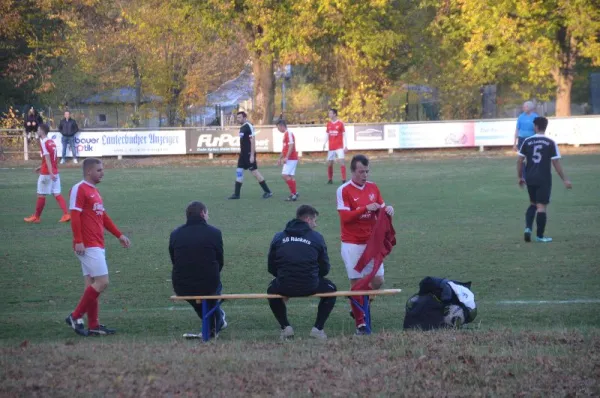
[329,108,338,116]
[237,111,247,118]
[83,158,102,172]
[186,201,207,219]
[533,116,548,132]
[296,204,319,219]
[39,124,49,135]
[350,154,369,172]
[276,119,287,127]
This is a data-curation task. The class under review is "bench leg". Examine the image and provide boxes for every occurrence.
[201,299,222,342]
[348,295,372,335]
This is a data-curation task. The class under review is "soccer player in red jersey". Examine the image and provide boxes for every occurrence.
[336,154,394,335]
[276,119,299,201]
[323,108,347,184]
[65,158,131,336]
[24,124,70,224]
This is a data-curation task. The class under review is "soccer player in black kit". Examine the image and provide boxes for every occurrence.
[517,117,572,243]
[228,111,273,200]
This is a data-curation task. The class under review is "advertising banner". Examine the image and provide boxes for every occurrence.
[347,124,399,150]
[570,117,600,145]
[474,120,515,146]
[187,127,272,153]
[399,122,475,148]
[100,130,186,156]
[272,126,329,153]
[49,132,104,158]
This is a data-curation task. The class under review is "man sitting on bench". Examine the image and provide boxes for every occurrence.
[169,201,226,339]
[267,205,337,340]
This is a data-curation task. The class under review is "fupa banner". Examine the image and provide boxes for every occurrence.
[186,128,272,153]
[49,132,104,158]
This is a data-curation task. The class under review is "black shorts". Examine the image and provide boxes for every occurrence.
[267,277,337,297]
[237,155,258,171]
[527,184,551,205]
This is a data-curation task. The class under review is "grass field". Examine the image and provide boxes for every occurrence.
[1,153,599,396]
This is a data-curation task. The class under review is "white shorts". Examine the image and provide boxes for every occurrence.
[327,149,345,161]
[37,174,61,195]
[341,242,384,280]
[76,247,109,277]
[281,160,298,176]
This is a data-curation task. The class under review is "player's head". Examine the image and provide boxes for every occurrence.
[64,110,71,119]
[296,204,319,229]
[83,158,104,185]
[328,108,338,120]
[37,123,49,138]
[186,201,208,221]
[533,117,548,134]
[236,111,247,124]
[350,154,370,185]
[276,119,287,133]
[523,101,534,113]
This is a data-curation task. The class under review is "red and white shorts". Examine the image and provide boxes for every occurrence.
[37,174,61,195]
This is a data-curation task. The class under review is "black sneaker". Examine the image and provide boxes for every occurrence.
[262,192,273,199]
[65,313,88,336]
[524,228,532,242]
[355,324,369,336]
[88,325,116,336]
[284,194,298,202]
[227,194,240,200]
[327,180,333,185]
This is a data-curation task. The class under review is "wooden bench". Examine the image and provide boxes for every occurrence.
[170,289,402,341]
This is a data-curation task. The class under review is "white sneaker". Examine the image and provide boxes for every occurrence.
[60,159,66,164]
[73,159,78,164]
[280,325,294,340]
[310,327,327,340]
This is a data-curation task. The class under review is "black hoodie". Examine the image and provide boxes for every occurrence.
[169,216,223,295]
[268,219,330,295]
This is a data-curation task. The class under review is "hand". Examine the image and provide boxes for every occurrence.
[518,178,526,188]
[277,158,282,166]
[366,203,380,212]
[119,235,131,248]
[50,173,57,181]
[385,205,394,216]
[249,154,255,163]
[564,179,572,189]
[513,145,518,152]
[74,243,85,256]
[34,166,41,173]
[26,122,31,126]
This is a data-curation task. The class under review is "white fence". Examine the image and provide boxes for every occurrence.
[1,116,598,160]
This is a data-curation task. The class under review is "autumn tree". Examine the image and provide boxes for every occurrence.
[427,0,600,116]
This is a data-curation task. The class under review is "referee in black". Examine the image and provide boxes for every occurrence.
[228,111,273,199]
[517,116,572,243]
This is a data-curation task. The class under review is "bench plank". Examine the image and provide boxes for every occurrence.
[170,289,401,301]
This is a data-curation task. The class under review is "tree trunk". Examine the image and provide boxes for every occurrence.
[251,51,275,125]
[555,72,573,117]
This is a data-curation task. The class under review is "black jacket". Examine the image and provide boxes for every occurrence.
[58,118,79,137]
[24,113,43,133]
[169,216,223,295]
[268,219,330,295]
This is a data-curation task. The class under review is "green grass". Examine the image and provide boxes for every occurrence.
[1,154,599,396]
[1,154,598,342]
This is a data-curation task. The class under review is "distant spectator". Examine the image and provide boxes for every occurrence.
[514,101,538,152]
[58,111,79,164]
[24,107,43,139]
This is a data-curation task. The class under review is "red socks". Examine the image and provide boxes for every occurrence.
[34,197,46,217]
[350,296,366,326]
[341,165,347,181]
[327,165,333,180]
[286,179,297,195]
[55,194,68,214]
[72,285,100,320]
[87,297,99,330]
